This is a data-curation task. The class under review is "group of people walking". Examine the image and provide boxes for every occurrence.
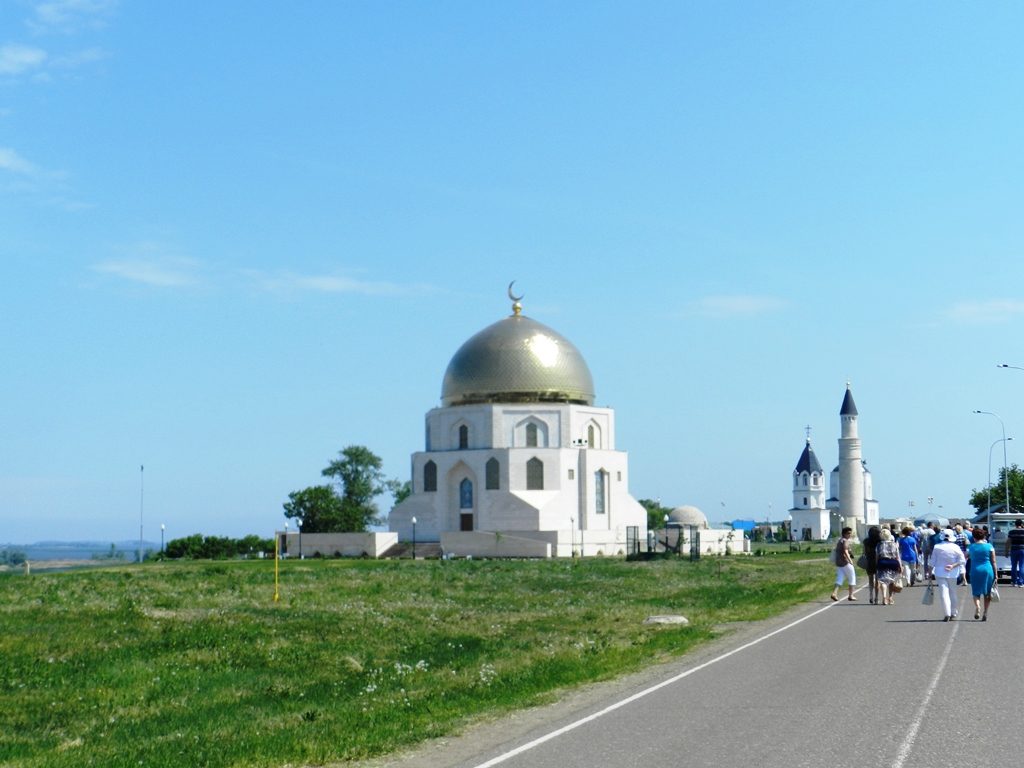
[830,519,1018,621]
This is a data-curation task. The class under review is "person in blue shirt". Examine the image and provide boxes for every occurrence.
[968,528,997,620]
[898,527,919,587]
[1004,519,1024,587]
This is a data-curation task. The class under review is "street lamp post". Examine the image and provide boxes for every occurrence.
[975,410,1011,527]
[664,513,670,552]
[160,524,165,558]
[570,516,575,560]
[296,518,303,559]
[986,437,1014,522]
[284,521,289,558]
[411,516,417,560]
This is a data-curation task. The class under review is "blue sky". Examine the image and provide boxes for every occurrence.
[2,1,1023,543]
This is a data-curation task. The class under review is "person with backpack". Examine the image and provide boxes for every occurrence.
[830,527,857,602]
[875,528,901,605]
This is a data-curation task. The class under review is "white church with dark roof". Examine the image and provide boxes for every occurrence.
[388,291,648,557]
[789,385,880,541]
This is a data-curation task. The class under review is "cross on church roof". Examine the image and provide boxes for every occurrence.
[805,425,812,441]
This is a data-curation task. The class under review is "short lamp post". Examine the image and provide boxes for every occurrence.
[284,521,289,558]
[160,524,165,558]
[411,516,417,560]
[570,516,575,560]
[296,518,303,559]
[663,514,670,552]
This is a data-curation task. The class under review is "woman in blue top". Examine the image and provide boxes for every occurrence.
[968,528,997,621]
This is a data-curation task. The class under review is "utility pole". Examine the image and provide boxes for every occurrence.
[139,465,144,564]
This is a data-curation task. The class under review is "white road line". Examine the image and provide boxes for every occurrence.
[472,589,864,768]
[891,619,959,768]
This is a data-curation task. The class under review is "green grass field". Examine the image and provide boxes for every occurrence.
[0,555,830,768]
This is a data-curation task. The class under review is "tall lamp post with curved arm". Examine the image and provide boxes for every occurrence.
[974,410,1011,526]
[986,437,1014,521]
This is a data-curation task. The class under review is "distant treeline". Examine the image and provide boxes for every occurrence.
[0,549,27,566]
[164,534,274,560]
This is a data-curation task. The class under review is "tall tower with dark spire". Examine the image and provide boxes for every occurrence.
[837,383,864,538]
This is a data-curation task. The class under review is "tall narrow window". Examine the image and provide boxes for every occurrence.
[423,461,437,492]
[526,422,538,447]
[425,424,431,451]
[595,471,607,514]
[587,425,595,448]
[460,478,473,508]
[459,424,468,450]
[526,457,544,490]
[486,457,499,490]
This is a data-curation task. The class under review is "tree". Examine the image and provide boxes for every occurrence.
[638,498,673,532]
[391,479,413,505]
[969,463,1024,515]
[282,485,352,533]
[317,445,394,532]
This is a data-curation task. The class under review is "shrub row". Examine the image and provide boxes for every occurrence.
[163,534,274,560]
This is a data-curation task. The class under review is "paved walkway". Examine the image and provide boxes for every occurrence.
[397,580,1022,768]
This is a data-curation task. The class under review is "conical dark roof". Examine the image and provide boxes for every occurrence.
[795,440,823,473]
[840,386,858,416]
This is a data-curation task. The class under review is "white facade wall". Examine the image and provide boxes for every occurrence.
[391,402,646,555]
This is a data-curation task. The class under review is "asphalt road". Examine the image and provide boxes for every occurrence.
[432,580,1023,768]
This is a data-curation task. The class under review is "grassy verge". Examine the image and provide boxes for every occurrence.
[0,555,829,767]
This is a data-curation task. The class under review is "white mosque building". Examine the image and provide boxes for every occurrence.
[388,291,648,557]
[789,385,880,541]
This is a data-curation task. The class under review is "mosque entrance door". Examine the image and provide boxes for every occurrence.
[459,478,474,531]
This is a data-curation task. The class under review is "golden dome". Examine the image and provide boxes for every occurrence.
[441,313,595,406]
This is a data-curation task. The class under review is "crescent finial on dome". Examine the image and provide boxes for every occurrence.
[508,281,524,315]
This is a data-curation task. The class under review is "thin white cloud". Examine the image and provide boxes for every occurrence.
[92,258,205,288]
[0,146,38,175]
[690,295,786,318]
[247,270,434,297]
[949,300,1024,325]
[0,44,47,75]
[29,0,118,33]
[50,46,108,68]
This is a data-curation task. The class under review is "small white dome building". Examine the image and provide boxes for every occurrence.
[668,505,709,529]
[389,293,648,557]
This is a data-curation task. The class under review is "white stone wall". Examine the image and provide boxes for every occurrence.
[392,402,646,553]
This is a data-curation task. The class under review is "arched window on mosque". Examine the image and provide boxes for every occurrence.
[526,457,544,490]
[423,460,437,492]
[459,424,469,450]
[526,422,538,447]
[486,457,499,490]
[587,425,595,448]
[460,478,473,509]
[595,470,607,514]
